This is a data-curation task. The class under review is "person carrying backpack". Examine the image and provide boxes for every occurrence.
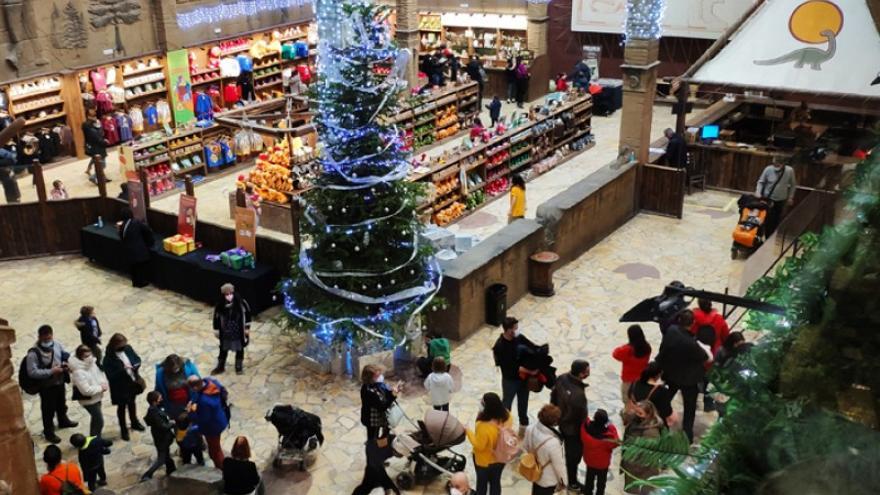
[466,392,515,495]
[22,325,78,444]
[520,404,567,494]
[38,444,87,495]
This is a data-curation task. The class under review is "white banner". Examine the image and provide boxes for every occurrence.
[693,0,880,98]
[571,0,755,39]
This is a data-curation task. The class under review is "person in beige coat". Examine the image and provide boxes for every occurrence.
[69,344,109,440]
[522,404,568,494]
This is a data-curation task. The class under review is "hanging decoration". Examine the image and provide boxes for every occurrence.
[176,0,313,30]
[281,0,440,353]
[624,0,667,42]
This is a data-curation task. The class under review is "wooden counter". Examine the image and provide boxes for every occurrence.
[688,143,855,193]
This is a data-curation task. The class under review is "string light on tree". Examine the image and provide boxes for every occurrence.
[623,0,666,42]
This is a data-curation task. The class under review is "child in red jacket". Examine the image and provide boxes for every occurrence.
[581,409,619,495]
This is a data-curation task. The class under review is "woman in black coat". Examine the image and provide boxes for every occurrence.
[102,333,144,441]
[82,115,107,179]
[118,207,154,288]
[212,283,252,375]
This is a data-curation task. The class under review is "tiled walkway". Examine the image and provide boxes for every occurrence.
[0,187,740,494]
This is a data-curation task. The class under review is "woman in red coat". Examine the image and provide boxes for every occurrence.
[612,325,652,403]
[580,409,619,495]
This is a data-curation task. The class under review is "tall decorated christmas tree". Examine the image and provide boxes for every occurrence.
[281,0,440,360]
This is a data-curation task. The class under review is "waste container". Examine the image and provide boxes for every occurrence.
[486,284,508,326]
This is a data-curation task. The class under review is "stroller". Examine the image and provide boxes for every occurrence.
[265,404,324,470]
[391,409,468,489]
[731,194,769,259]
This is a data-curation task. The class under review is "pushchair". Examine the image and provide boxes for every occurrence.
[391,409,468,489]
[731,194,769,259]
[265,404,324,470]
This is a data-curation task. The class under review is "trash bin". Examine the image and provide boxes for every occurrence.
[529,251,560,297]
[486,283,508,326]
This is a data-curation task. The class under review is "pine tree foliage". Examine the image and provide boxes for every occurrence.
[623,146,880,494]
[281,0,439,349]
[63,1,88,49]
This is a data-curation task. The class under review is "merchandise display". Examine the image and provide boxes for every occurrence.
[163,234,196,256]
[417,12,529,68]
[383,82,480,151]
[1,76,74,159]
[220,247,256,270]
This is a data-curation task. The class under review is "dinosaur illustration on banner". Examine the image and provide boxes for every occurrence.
[753,0,842,70]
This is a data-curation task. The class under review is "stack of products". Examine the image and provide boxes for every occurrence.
[145,163,175,197]
[205,136,236,168]
[485,176,509,197]
[220,248,256,270]
[163,234,196,256]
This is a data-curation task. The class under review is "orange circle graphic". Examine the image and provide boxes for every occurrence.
[788,0,844,43]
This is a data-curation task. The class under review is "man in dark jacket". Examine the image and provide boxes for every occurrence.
[27,325,77,443]
[118,207,154,288]
[464,56,485,102]
[75,305,102,364]
[212,283,252,375]
[655,310,709,442]
[663,128,688,168]
[492,316,537,434]
[140,391,176,481]
[486,96,502,127]
[550,359,590,492]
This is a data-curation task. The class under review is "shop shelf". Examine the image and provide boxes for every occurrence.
[12,97,64,114]
[24,112,66,126]
[173,163,207,176]
[136,156,172,169]
[191,68,220,77]
[126,87,168,101]
[254,70,282,80]
[192,77,222,86]
[133,148,169,161]
[9,86,61,102]
[433,194,461,212]
[123,65,164,77]
[466,181,486,194]
[464,159,486,172]
[510,145,532,159]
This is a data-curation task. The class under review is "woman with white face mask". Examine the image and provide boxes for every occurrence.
[68,344,110,441]
[212,283,252,375]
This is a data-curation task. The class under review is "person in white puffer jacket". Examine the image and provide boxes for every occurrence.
[69,345,110,442]
[522,404,568,494]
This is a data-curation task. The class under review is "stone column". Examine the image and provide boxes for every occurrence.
[394,0,421,89]
[0,320,39,495]
[618,38,660,164]
[526,1,549,57]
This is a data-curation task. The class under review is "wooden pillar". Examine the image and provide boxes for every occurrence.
[95,156,108,198]
[32,161,47,203]
[0,320,39,495]
[674,79,689,136]
[394,0,421,90]
[618,39,660,164]
[60,71,87,159]
[137,168,151,210]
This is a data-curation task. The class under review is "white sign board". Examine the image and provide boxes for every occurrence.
[571,0,756,39]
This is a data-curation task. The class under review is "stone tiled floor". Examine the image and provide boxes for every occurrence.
[0,188,739,494]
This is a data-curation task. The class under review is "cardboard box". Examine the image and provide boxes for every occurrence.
[420,225,455,251]
[163,235,194,256]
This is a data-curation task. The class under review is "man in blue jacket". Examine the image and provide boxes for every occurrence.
[188,375,229,469]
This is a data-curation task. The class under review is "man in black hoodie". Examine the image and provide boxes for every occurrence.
[551,359,590,492]
[655,310,710,443]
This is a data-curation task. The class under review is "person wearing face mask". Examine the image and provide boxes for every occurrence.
[26,325,77,444]
[448,471,476,495]
[492,316,537,436]
[359,364,401,440]
[68,345,110,441]
[550,360,590,493]
[466,392,512,495]
[756,160,797,236]
[102,333,145,441]
[212,283,252,375]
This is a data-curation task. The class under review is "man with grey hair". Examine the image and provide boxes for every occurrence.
[211,283,252,375]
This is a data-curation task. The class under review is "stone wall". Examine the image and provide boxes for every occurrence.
[0,321,39,495]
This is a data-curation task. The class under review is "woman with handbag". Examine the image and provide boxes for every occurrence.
[102,333,145,441]
[521,404,567,494]
[68,345,110,442]
[620,401,664,494]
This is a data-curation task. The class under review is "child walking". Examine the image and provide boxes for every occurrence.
[140,391,177,481]
[580,409,619,495]
[175,413,206,466]
[70,433,108,491]
[423,357,454,411]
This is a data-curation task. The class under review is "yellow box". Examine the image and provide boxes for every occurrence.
[163,235,194,256]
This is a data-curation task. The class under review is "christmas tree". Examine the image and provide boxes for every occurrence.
[281,0,440,353]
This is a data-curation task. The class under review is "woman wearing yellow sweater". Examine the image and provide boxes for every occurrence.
[508,174,526,224]
[466,392,513,495]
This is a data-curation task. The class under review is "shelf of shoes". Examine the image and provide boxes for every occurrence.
[5,76,68,128]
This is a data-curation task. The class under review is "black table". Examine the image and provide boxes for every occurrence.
[81,224,279,314]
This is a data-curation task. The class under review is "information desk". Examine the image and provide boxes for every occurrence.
[80,224,279,314]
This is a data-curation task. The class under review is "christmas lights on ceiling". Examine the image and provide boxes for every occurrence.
[176,0,313,30]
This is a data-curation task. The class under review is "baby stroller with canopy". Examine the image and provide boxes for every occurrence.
[391,409,467,489]
[731,194,769,259]
[265,404,324,469]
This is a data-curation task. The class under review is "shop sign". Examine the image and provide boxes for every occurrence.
[178,194,197,239]
[167,49,195,126]
[234,206,257,257]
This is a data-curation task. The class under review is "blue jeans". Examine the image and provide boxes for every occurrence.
[501,377,529,426]
[0,148,20,203]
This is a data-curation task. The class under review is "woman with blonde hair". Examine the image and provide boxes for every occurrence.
[621,401,665,494]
